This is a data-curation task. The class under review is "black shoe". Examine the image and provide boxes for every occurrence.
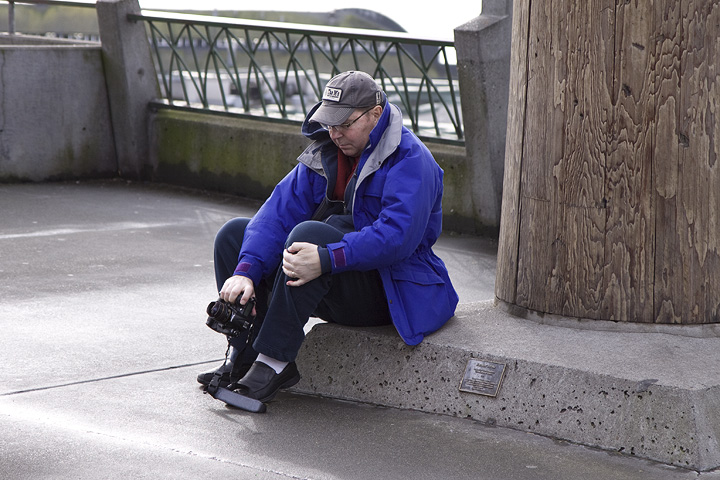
[196,360,252,388]
[232,361,301,403]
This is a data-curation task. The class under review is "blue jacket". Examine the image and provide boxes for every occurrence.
[235,100,458,345]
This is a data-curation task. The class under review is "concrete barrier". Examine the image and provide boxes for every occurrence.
[0,34,117,181]
[455,0,513,233]
[294,301,720,471]
[96,0,159,178]
[147,108,475,233]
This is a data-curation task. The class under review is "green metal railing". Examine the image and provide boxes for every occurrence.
[132,11,463,143]
[2,1,463,143]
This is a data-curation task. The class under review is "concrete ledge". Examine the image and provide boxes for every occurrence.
[294,301,720,471]
[148,107,478,234]
[0,38,117,181]
[148,109,303,200]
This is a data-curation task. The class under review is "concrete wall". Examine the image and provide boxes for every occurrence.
[454,0,513,234]
[96,0,159,178]
[0,34,117,181]
[148,108,474,233]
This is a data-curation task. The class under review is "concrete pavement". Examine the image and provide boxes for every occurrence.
[1,180,717,479]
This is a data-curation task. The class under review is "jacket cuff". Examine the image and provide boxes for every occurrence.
[233,258,263,285]
[326,242,349,272]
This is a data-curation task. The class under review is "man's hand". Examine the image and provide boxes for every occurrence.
[219,275,256,314]
[283,242,322,287]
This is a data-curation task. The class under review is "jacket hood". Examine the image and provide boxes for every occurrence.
[302,101,332,141]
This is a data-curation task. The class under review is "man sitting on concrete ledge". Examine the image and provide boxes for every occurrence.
[197,70,459,405]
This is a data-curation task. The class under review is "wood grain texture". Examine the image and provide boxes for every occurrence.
[655,0,720,323]
[515,0,613,318]
[495,0,531,302]
[602,0,656,322]
[497,0,720,323]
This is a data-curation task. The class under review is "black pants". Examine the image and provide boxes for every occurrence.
[214,218,392,363]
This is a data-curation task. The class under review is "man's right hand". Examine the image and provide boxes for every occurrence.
[219,275,256,314]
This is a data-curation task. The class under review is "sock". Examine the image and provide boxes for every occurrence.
[256,353,288,374]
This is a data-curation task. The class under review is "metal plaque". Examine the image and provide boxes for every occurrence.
[459,359,506,397]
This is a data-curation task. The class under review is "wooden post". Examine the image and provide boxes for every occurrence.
[496,0,720,324]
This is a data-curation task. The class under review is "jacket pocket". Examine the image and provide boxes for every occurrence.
[390,266,445,286]
[388,264,454,342]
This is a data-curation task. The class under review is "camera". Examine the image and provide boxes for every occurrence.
[206,297,256,337]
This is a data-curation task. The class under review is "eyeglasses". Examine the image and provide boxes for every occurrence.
[321,107,374,132]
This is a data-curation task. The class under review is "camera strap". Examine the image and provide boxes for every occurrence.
[204,347,266,413]
[202,328,266,413]
[205,372,266,413]
[208,385,267,413]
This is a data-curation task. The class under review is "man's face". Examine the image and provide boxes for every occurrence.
[327,106,383,158]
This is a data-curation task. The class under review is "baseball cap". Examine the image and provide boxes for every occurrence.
[310,71,384,127]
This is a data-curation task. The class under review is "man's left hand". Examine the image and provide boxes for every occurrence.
[283,242,322,286]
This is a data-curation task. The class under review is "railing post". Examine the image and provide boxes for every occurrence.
[9,0,15,34]
[96,0,159,178]
[454,0,513,234]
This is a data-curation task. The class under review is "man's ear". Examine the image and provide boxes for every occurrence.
[372,105,383,120]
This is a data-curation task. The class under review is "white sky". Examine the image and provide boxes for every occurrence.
[138,0,483,40]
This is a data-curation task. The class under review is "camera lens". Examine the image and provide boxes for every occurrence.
[207,300,229,320]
